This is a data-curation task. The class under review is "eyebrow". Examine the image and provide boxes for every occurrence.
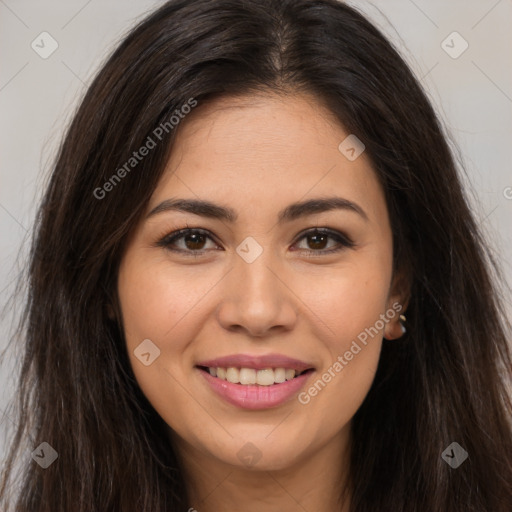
[146,196,368,223]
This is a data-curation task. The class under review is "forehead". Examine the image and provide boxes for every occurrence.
[149,92,385,223]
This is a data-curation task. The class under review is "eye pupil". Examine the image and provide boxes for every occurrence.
[308,233,328,250]
[185,233,206,250]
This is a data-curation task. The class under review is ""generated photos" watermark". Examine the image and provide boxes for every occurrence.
[298,301,403,404]
[93,97,198,200]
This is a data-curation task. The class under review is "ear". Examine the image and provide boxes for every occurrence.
[384,265,411,340]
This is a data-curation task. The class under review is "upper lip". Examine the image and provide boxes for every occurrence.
[196,353,315,372]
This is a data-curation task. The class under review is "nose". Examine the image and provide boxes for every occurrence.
[216,249,298,338]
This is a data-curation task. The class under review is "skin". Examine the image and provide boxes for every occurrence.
[117,91,408,512]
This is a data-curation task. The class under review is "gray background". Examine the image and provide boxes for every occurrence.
[1,0,511,466]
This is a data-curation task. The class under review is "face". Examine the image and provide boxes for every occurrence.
[117,92,405,472]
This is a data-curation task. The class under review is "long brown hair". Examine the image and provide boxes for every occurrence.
[1,0,511,510]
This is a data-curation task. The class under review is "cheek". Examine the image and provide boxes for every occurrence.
[117,254,224,438]
[118,253,220,349]
[304,254,392,353]
[117,253,215,393]
[296,254,391,420]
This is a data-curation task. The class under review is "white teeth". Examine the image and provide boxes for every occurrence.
[256,369,275,386]
[239,368,256,385]
[226,367,239,384]
[274,367,286,383]
[206,366,302,385]
[285,368,296,381]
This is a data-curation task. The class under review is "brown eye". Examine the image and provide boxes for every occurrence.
[293,228,355,255]
[182,232,207,250]
[158,228,219,255]
[306,232,329,250]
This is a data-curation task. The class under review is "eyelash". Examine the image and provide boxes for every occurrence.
[156,225,355,257]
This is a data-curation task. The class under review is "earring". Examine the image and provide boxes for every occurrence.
[399,314,407,334]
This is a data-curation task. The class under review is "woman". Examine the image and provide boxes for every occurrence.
[1,0,511,510]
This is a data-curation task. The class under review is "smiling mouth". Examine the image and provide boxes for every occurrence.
[197,366,314,386]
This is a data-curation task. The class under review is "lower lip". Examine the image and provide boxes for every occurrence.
[198,368,314,410]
